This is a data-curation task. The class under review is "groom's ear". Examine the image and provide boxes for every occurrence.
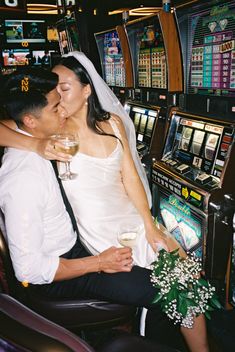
[22,113,38,129]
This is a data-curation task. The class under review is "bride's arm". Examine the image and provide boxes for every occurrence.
[113,115,168,252]
[0,122,70,161]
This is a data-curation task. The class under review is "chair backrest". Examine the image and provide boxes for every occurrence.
[0,293,94,352]
[0,225,25,299]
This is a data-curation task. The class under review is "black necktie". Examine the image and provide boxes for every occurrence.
[51,160,80,235]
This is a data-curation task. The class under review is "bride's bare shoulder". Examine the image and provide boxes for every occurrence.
[110,114,125,129]
[110,114,127,140]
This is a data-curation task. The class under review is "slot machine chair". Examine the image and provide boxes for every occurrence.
[0,226,136,335]
[0,293,180,352]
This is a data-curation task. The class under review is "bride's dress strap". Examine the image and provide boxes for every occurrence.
[109,117,122,140]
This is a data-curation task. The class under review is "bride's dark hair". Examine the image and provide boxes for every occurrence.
[56,56,120,141]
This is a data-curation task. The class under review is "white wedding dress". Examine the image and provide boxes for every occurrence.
[62,119,156,268]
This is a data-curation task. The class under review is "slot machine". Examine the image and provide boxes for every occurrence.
[162,0,235,299]
[56,12,81,55]
[178,0,235,120]
[124,10,183,164]
[56,18,70,55]
[228,229,235,306]
[152,109,235,294]
[126,103,163,180]
[95,24,162,179]
[56,0,97,56]
[94,26,134,105]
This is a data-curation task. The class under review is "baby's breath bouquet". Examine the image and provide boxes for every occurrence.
[150,248,221,328]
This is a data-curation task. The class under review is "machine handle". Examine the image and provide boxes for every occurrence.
[209,201,221,212]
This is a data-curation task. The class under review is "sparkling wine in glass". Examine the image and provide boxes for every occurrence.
[52,133,79,180]
[117,229,138,249]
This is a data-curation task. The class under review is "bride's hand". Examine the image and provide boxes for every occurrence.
[145,225,168,252]
[34,138,72,162]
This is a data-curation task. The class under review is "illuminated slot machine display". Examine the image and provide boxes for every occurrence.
[127,103,159,159]
[125,11,182,110]
[127,17,167,92]
[124,10,183,168]
[94,26,134,104]
[152,110,235,292]
[56,18,69,55]
[179,0,235,119]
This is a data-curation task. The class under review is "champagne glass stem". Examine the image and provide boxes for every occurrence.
[65,161,71,176]
[59,161,72,180]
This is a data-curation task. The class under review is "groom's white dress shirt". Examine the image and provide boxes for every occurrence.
[0,131,76,284]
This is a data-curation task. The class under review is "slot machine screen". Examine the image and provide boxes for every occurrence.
[126,15,167,89]
[5,19,46,44]
[146,115,155,138]
[129,105,158,148]
[95,29,126,87]
[162,113,234,181]
[2,49,30,66]
[134,112,141,131]
[188,1,235,97]
[139,115,147,134]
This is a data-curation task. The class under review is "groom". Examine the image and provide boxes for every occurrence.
[0,68,185,349]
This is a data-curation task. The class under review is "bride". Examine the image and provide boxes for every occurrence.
[52,51,168,268]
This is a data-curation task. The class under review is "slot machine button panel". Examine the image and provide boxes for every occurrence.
[168,160,178,167]
[176,164,190,174]
[163,159,173,164]
[196,173,212,184]
[137,143,146,152]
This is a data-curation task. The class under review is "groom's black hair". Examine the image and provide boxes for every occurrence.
[1,68,58,126]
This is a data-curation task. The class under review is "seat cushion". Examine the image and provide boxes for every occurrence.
[27,291,136,329]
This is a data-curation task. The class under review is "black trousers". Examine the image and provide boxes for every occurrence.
[31,239,156,305]
[31,240,183,348]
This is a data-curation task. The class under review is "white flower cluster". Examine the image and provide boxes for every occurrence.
[150,250,218,329]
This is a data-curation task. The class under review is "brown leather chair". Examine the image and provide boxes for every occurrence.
[0,226,136,331]
[0,293,179,352]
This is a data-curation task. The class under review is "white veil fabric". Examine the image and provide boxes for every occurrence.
[63,51,152,207]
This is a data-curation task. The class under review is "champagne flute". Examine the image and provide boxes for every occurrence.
[117,227,138,249]
[51,133,79,180]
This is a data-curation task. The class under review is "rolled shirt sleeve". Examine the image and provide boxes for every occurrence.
[2,170,60,284]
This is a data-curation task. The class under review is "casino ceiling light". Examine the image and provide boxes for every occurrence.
[108,7,160,16]
[27,3,58,14]
[129,7,161,16]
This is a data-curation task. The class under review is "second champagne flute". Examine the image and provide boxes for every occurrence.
[117,227,138,249]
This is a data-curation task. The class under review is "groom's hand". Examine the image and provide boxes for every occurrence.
[99,246,133,273]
